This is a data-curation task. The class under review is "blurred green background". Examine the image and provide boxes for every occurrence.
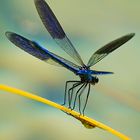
[0,0,140,140]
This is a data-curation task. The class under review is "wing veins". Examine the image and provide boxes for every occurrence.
[87,33,135,67]
[5,32,80,73]
[34,0,84,66]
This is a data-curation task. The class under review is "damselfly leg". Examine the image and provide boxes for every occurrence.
[82,83,91,115]
[71,83,85,110]
[68,82,82,108]
[78,83,88,115]
[62,80,80,106]
[63,81,91,115]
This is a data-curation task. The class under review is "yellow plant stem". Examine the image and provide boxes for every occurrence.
[0,84,131,140]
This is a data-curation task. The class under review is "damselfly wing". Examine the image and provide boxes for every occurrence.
[6,0,135,115]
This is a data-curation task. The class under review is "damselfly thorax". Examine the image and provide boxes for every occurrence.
[77,66,99,84]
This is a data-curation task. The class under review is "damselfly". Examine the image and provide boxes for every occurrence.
[6,0,135,115]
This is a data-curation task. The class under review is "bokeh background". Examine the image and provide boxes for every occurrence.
[0,0,140,140]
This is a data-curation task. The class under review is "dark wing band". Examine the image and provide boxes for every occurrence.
[34,0,84,66]
[5,31,80,73]
[87,33,135,67]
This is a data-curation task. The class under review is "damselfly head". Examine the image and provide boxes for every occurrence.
[91,76,99,85]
